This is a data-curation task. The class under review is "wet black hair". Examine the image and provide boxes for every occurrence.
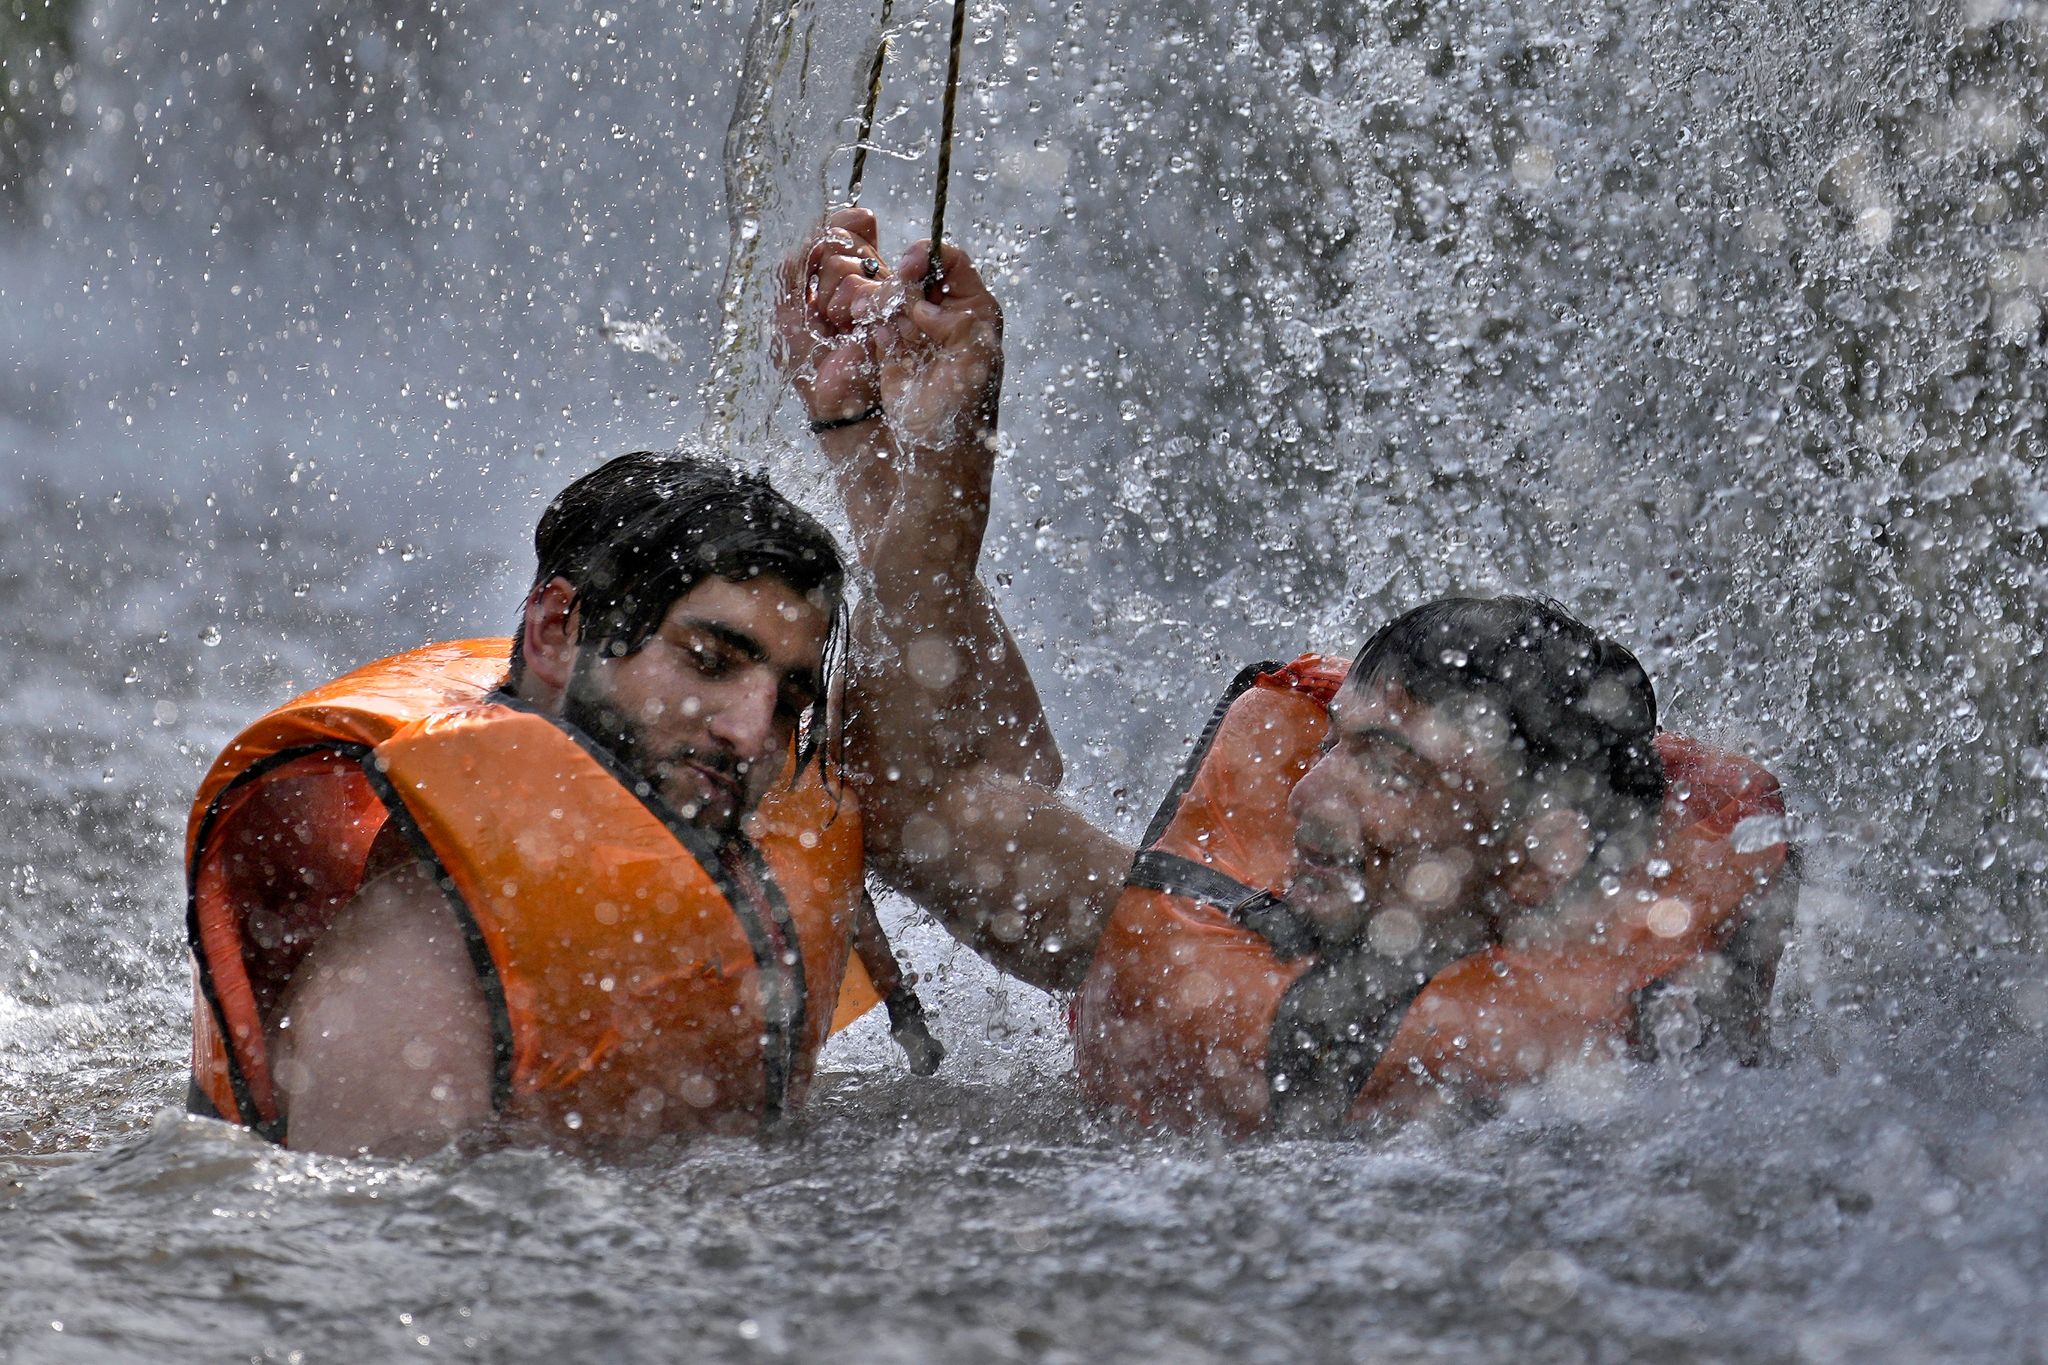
[509,450,848,776]
[1348,595,1665,870]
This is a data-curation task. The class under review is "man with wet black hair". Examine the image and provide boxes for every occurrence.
[781,212,1791,1132]
[193,449,867,1155]
[1282,593,1669,956]
[1248,594,1683,1131]
[501,450,847,833]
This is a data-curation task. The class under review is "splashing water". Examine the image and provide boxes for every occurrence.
[1,0,2045,1358]
[703,0,885,448]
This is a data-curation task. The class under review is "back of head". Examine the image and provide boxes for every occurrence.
[512,449,847,764]
[1349,595,1665,873]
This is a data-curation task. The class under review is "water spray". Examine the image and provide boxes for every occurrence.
[845,0,896,202]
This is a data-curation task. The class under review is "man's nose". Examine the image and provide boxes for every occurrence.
[706,674,782,762]
[1289,753,1355,833]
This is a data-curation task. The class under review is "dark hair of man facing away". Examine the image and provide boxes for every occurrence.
[1348,593,1666,886]
[505,450,848,775]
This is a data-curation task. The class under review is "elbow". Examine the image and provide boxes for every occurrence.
[1025,734,1064,790]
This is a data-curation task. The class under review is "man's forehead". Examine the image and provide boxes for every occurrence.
[662,576,829,664]
[1328,676,1423,734]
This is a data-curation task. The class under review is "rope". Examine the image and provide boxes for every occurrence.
[925,0,969,292]
[845,0,896,202]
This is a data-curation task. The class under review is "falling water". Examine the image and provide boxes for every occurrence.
[2,0,2045,1358]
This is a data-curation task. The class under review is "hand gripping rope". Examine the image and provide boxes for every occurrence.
[845,0,971,294]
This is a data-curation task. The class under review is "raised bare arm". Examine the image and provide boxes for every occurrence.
[778,215,1131,989]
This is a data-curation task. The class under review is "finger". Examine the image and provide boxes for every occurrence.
[926,240,993,304]
[898,239,997,306]
[813,245,869,306]
[826,205,883,255]
[847,275,903,328]
[821,272,895,333]
[811,239,893,326]
[895,240,932,289]
[817,236,895,289]
[904,297,999,352]
[870,310,933,376]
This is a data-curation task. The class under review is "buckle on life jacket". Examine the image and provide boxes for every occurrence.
[1126,849,1318,961]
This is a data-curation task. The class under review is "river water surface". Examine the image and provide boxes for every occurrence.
[3,0,2046,1358]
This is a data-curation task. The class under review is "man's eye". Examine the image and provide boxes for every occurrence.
[686,643,732,677]
[1371,751,1420,791]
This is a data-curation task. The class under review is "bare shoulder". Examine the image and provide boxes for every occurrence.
[269,860,495,1157]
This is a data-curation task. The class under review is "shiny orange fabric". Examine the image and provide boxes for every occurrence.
[1074,654,1792,1134]
[188,639,869,1144]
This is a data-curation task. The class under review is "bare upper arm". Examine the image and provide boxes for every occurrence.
[268,861,496,1157]
[864,761,1133,991]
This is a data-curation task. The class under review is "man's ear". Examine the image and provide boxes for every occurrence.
[1498,805,1595,909]
[519,577,581,699]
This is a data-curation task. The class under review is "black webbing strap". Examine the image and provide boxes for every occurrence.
[1126,849,1318,962]
[1138,661,1283,850]
[185,1075,223,1122]
[1266,953,1427,1133]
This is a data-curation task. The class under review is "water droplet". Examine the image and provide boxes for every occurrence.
[1511,143,1556,188]
[198,625,222,647]
[1731,814,1791,853]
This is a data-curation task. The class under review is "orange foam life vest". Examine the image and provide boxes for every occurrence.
[1073,655,1794,1134]
[186,639,876,1147]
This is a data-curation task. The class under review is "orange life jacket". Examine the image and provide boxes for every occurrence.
[1073,655,1793,1134]
[186,638,877,1148]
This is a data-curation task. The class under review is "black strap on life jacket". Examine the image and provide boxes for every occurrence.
[853,888,945,1076]
[1126,850,1318,962]
[1137,660,1283,848]
[1123,659,1324,960]
[1265,948,1428,1134]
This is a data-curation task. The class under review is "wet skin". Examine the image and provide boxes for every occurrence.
[271,573,830,1156]
[560,575,829,840]
[1286,675,1606,954]
[1286,677,1523,951]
